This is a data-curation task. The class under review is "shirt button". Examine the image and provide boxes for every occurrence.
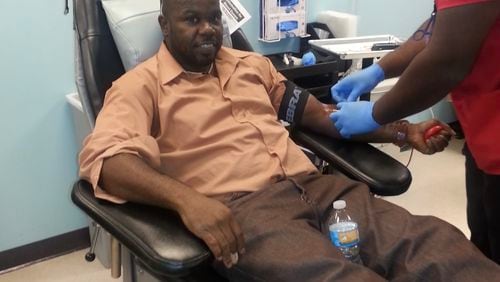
[239,110,249,120]
[267,145,275,154]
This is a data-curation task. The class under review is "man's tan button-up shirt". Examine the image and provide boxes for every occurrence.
[79,44,317,203]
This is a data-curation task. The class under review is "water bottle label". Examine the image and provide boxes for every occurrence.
[330,229,359,248]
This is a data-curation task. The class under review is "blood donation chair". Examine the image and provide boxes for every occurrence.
[70,0,412,281]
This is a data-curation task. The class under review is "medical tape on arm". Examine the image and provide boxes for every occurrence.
[278,81,310,125]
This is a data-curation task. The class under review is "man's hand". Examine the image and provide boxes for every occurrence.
[178,193,245,268]
[407,119,455,154]
[99,154,244,268]
[331,64,385,103]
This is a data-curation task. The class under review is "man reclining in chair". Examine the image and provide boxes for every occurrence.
[79,0,500,280]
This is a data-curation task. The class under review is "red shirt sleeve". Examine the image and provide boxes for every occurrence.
[436,0,493,10]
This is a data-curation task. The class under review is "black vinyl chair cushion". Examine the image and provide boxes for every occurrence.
[74,0,125,117]
[230,29,254,52]
[71,180,221,279]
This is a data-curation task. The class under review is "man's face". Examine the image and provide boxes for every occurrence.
[159,0,223,72]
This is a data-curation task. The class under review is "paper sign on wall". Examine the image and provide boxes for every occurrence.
[220,0,251,34]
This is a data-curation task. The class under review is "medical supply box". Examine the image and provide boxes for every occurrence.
[260,0,307,41]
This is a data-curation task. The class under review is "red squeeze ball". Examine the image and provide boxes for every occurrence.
[424,125,443,140]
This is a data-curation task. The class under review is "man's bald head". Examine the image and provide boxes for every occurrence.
[160,0,180,18]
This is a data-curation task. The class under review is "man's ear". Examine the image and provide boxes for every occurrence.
[158,15,169,39]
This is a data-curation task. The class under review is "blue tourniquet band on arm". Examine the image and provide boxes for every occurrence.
[331,63,385,103]
[330,101,381,138]
[278,81,310,125]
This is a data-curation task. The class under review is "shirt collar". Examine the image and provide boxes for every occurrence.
[157,43,243,86]
[157,43,184,85]
[215,47,240,88]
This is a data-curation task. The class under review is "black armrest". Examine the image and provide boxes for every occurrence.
[71,180,223,280]
[291,129,412,196]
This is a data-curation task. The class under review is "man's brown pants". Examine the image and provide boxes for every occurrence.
[213,174,500,281]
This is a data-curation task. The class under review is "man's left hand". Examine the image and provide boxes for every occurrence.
[407,119,455,154]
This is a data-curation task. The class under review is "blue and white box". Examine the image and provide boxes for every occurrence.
[261,11,306,41]
[263,0,305,14]
[260,0,307,41]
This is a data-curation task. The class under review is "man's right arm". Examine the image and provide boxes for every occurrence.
[80,79,244,268]
[100,153,192,210]
[100,153,245,268]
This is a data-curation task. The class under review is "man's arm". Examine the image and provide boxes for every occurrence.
[82,82,243,268]
[100,153,244,268]
[300,94,453,154]
[374,1,500,124]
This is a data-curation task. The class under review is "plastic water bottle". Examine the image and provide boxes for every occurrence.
[328,200,363,264]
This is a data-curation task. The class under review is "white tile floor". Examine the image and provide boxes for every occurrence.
[0,139,469,282]
[0,250,115,282]
[379,138,469,238]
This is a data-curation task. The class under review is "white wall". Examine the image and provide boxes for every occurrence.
[354,0,434,39]
[0,1,86,252]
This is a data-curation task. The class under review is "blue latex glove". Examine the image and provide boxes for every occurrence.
[330,101,381,138]
[302,51,316,66]
[331,63,385,103]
